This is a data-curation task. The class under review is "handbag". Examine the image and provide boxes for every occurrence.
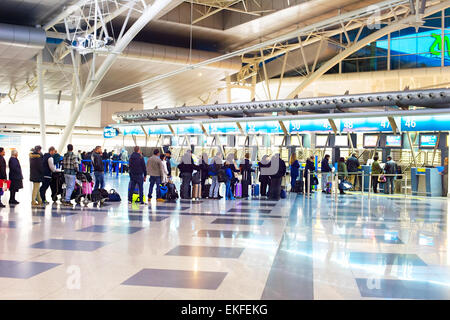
[311,175,319,185]
[378,175,386,183]
[107,189,122,202]
[0,179,11,191]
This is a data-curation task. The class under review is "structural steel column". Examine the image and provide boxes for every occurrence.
[37,51,46,150]
[58,0,174,152]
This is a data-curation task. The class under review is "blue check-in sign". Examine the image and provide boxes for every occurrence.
[104,126,119,138]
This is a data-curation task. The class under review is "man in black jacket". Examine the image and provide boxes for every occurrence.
[268,154,286,200]
[128,146,147,204]
[92,146,105,190]
[165,151,172,179]
[0,147,6,207]
[346,153,360,190]
[30,146,44,206]
[39,146,61,204]
[240,153,255,198]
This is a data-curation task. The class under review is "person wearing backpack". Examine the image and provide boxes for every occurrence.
[208,153,222,199]
[346,153,360,190]
[383,156,397,194]
[268,153,286,200]
[239,153,254,199]
[371,155,383,193]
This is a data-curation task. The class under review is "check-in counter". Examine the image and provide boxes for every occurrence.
[411,167,442,197]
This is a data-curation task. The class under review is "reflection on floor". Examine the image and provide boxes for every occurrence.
[0,174,449,299]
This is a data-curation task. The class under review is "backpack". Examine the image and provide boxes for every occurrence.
[396,164,402,179]
[217,169,227,183]
[159,184,169,198]
[192,171,201,184]
[107,189,121,202]
[208,163,218,176]
[166,183,179,200]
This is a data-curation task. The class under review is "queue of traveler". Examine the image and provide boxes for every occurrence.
[77,148,129,173]
[308,153,399,194]
[125,147,288,204]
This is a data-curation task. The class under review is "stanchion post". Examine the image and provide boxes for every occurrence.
[368,173,372,198]
[307,172,310,197]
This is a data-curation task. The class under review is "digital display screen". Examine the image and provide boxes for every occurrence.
[420,135,438,148]
[189,136,198,145]
[290,136,302,146]
[274,136,284,146]
[162,136,171,145]
[316,135,328,147]
[386,135,402,147]
[334,135,348,147]
[237,136,247,146]
[384,230,399,241]
[364,135,378,147]
[218,136,227,145]
[419,233,434,246]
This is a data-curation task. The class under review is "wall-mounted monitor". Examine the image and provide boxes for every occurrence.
[315,135,329,147]
[334,135,348,147]
[218,135,227,145]
[162,136,171,146]
[274,135,285,146]
[385,135,402,148]
[419,134,438,148]
[363,135,379,148]
[189,136,198,145]
[236,136,247,146]
[290,135,303,146]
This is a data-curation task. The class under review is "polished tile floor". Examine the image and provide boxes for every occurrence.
[0,173,449,299]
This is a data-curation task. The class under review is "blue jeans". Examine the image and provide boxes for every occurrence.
[148,176,161,199]
[225,180,234,199]
[128,177,144,202]
[64,174,76,201]
[290,174,298,191]
[94,172,105,190]
[385,177,395,194]
[209,175,219,198]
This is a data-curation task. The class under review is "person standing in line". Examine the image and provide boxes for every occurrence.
[337,157,348,195]
[268,153,286,200]
[208,153,222,199]
[304,155,316,194]
[228,156,240,197]
[371,155,382,193]
[0,147,6,207]
[128,146,147,204]
[40,146,62,204]
[240,153,255,199]
[160,154,169,184]
[384,156,397,195]
[62,144,79,206]
[346,153,360,190]
[223,158,235,200]
[29,145,44,207]
[178,150,200,200]
[199,153,209,197]
[8,149,23,205]
[120,148,129,173]
[258,155,271,198]
[320,154,332,193]
[289,153,300,192]
[147,149,164,201]
[165,151,172,180]
[442,157,448,197]
[91,146,105,190]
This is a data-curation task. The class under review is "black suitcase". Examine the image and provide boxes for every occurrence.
[293,180,304,193]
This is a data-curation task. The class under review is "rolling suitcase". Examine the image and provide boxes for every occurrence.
[325,182,332,194]
[235,183,243,198]
[192,184,202,199]
[251,184,260,197]
[293,180,304,193]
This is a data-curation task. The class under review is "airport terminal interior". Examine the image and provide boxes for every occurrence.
[0,0,450,300]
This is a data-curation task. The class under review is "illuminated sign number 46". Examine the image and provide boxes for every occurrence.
[404,119,416,128]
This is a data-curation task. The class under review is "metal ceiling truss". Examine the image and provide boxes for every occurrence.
[235,0,442,84]
[57,0,176,152]
[112,88,450,122]
[189,0,272,24]
[89,0,435,102]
